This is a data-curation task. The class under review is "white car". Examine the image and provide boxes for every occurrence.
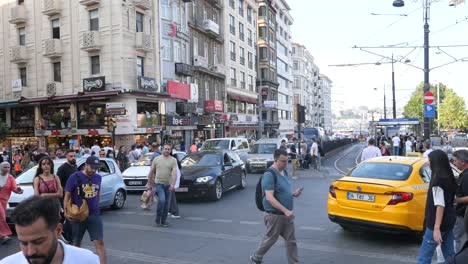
[122,151,186,191]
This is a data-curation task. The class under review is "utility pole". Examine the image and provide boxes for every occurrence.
[391,53,396,119]
[383,85,387,119]
[423,0,431,140]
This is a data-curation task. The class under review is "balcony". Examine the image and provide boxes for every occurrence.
[135,32,153,52]
[211,64,225,75]
[42,0,61,16]
[193,55,208,68]
[79,0,100,5]
[10,46,28,64]
[203,19,220,36]
[46,82,62,97]
[80,31,101,51]
[43,39,62,58]
[9,5,26,24]
[133,0,151,10]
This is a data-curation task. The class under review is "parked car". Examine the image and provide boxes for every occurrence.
[328,156,460,234]
[246,138,286,173]
[6,157,127,226]
[177,150,246,201]
[199,138,250,162]
[122,151,186,191]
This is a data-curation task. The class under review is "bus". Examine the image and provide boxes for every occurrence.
[303,127,325,142]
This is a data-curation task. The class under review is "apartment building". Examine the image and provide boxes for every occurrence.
[223,0,258,138]
[0,0,175,149]
[319,74,332,133]
[256,0,279,137]
[274,0,293,137]
[291,42,320,127]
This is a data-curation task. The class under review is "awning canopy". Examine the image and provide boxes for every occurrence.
[0,99,19,107]
[20,90,120,104]
[227,92,257,104]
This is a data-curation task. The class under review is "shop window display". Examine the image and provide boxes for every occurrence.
[41,104,71,129]
[78,103,107,129]
[137,102,163,128]
[11,108,34,127]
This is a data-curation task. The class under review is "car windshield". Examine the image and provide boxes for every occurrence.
[250,144,277,154]
[16,161,65,185]
[134,154,153,166]
[181,153,222,167]
[349,162,413,181]
[202,140,230,150]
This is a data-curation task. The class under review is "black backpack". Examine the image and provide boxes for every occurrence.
[255,168,278,211]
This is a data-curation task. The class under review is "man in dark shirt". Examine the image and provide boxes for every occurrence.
[56,150,78,190]
[34,147,48,163]
[453,150,468,253]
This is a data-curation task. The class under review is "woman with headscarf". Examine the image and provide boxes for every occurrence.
[417,150,457,263]
[0,161,23,244]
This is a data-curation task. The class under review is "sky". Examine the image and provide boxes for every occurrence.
[288,0,468,115]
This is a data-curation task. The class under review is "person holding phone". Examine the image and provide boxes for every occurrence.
[0,161,23,244]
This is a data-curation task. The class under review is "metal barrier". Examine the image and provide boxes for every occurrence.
[322,138,357,154]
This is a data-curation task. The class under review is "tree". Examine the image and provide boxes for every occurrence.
[402,82,448,121]
[0,121,8,142]
[438,89,468,130]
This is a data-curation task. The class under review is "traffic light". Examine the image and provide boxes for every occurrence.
[105,116,116,131]
[298,105,306,124]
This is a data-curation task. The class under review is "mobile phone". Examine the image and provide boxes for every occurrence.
[298,187,304,192]
[17,187,22,192]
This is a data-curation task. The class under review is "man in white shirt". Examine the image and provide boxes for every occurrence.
[91,142,101,157]
[422,141,433,158]
[1,196,99,264]
[361,138,382,162]
[392,135,401,156]
[405,138,413,155]
[310,139,320,170]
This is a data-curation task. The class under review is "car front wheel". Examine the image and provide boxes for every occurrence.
[209,179,223,201]
[238,171,247,190]
[111,189,126,210]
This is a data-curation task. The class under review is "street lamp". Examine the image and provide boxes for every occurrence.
[393,0,405,7]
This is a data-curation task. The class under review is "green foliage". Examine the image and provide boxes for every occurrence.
[402,82,448,121]
[0,121,8,141]
[438,89,468,130]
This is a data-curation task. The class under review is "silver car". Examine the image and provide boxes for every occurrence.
[6,157,127,223]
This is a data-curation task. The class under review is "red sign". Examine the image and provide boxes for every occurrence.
[424,91,435,104]
[88,129,99,135]
[204,100,224,112]
[167,81,190,100]
[51,130,61,136]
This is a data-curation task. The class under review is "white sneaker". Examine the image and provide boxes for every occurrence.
[170,214,181,219]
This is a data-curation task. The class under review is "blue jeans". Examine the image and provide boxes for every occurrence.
[393,146,399,156]
[417,228,455,264]
[155,184,170,224]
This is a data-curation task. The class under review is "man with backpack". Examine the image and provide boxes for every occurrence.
[251,149,303,264]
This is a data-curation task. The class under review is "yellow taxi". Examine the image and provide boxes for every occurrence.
[328,156,459,234]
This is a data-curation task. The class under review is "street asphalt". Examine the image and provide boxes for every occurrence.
[1,143,424,263]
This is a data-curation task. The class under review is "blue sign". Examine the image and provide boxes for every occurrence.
[424,104,436,118]
[378,118,419,126]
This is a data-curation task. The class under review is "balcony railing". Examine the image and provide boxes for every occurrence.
[203,19,220,35]
[9,5,26,24]
[230,52,236,61]
[79,0,100,5]
[133,0,151,10]
[42,0,61,16]
[211,64,225,75]
[135,32,153,52]
[43,39,62,58]
[10,46,28,64]
[193,55,208,68]
[231,79,237,86]
[240,57,245,65]
[240,33,244,41]
[248,61,253,69]
[240,82,246,89]
[80,31,101,51]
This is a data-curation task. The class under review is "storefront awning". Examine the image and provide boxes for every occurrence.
[20,90,120,104]
[227,92,258,104]
[0,99,19,107]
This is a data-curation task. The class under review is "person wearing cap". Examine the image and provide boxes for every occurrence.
[63,156,106,264]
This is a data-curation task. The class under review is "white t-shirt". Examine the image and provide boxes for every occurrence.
[423,149,433,158]
[405,140,413,152]
[392,136,401,147]
[310,142,319,157]
[1,240,99,264]
[91,145,101,155]
[361,146,382,162]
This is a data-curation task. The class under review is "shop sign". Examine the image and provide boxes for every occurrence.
[199,115,214,126]
[204,100,223,112]
[229,114,239,121]
[51,130,61,136]
[88,129,100,135]
[138,77,158,92]
[10,127,34,137]
[175,63,193,77]
[263,101,278,109]
[83,76,105,92]
[176,102,197,114]
[167,81,190,100]
[11,79,22,92]
[166,115,198,126]
[189,84,199,103]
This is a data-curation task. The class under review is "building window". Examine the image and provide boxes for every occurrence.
[238,0,244,16]
[293,61,299,70]
[90,55,100,75]
[53,62,61,82]
[18,27,26,46]
[229,15,235,35]
[229,0,235,9]
[230,41,236,61]
[174,41,181,62]
[136,12,144,32]
[193,36,198,56]
[19,67,27,87]
[230,68,236,86]
[259,47,267,61]
[247,29,253,46]
[239,22,244,41]
[18,0,24,4]
[89,9,99,31]
[240,71,245,89]
[205,80,210,100]
[239,47,245,65]
[248,52,253,69]
[52,19,60,39]
[227,99,235,113]
[238,101,245,114]
[162,38,172,60]
[248,75,253,91]
[162,0,171,19]
[259,6,266,17]
[247,6,252,23]
[259,26,267,41]
[137,56,144,77]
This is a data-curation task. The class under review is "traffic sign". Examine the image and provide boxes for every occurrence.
[424,104,435,118]
[106,103,126,109]
[424,91,435,105]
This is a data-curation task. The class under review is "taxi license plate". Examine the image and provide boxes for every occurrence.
[128,181,143,186]
[175,187,188,192]
[347,192,375,202]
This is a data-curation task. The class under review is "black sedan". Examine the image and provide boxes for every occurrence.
[177,150,247,201]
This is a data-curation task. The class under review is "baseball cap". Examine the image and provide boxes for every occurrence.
[86,156,101,169]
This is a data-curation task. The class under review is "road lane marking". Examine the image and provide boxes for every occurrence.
[85,247,198,264]
[106,222,417,263]
[240,221,261,225]
[334,144,363,175]
[116,211,137,215]
[185,216,207,221]
[210,219,234,223]
[139,212,155,216]
[298,226,326,231]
